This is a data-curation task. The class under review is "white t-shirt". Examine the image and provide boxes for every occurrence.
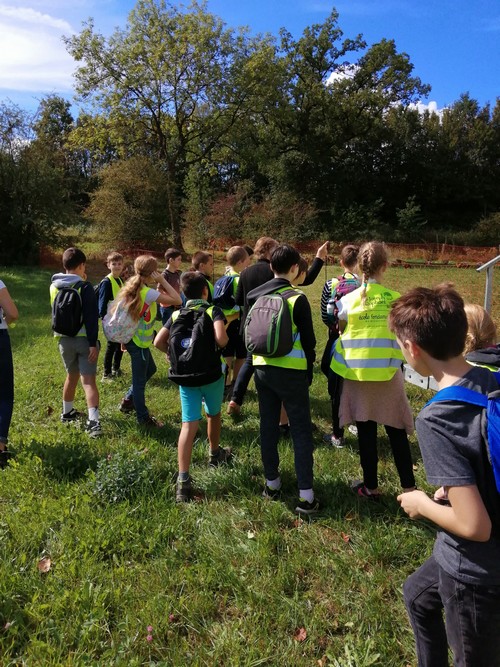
[0,279,7,330]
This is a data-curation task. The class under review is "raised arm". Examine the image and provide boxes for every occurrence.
[152,271,182,307]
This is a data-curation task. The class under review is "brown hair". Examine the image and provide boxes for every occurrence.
[106,251,123,263]
[226,245,248,267]
[388,283,468,360]
[181,271,209,299]
[116,255,158,321]
[164,247,182,262]
[357,241,389,303]
[62,247,86,270]
[464,304,497,354]
[191,251,212,271]
[254,237,278,260]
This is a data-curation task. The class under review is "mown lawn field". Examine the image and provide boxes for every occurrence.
[1,259,498,666]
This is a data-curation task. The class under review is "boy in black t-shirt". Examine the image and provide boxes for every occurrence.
[389,284,500,666]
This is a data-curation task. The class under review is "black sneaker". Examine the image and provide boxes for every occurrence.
[85,419,102,438]
[101,373,114,381]
[112,368,123,378]
[262,485,281,500]
[139,415,164,428]
[295,498,320,516]
[60,408,84,423]
[209,447,233,467]
[176,476,192,503]
[119,398,135,414]
[0,446,13,469]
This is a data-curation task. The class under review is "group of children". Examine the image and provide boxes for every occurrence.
[46,239,500,664]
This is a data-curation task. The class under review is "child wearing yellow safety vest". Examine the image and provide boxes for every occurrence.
[98,251,125,380]
[118,255,181,427]
[330,241,415,500]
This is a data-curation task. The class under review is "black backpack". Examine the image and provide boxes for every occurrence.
[212,275,236,310]
[244,289,296,358]
[168,306,223,387]
[51,281,85,337]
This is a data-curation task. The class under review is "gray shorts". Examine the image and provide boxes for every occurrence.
[58,337,98,376]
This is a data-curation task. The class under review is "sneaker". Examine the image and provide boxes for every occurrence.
[322,433,344,448]
[176,476,193,503]
[351,482,380,501]
[0,446,13,469]
[85,419,102,438]
[119,398,135,414]
[295,498,320,515]
[60,408,84,423]
[112,368,123,378]
[348,424,358,436]
[209,447,233,467]
[226,400,241,416]
[262,484,281,500]
[139,415,164,428]
[101,373,114,381]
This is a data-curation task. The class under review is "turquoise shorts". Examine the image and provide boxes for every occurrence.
[179,375,224,422]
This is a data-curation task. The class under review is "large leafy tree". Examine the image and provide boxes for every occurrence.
[65,0,274,249]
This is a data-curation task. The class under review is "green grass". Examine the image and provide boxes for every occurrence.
[0,262,498,665]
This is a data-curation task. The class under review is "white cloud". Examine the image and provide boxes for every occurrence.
[409,100,445,116]
[0,5,76,93]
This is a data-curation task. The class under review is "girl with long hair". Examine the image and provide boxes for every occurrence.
[119,255,181,427]
[330,241,415,499]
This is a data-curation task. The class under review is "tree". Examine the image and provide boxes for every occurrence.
[64,0,274,249]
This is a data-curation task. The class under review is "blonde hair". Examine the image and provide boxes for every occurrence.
[464,304,497,354]
[116,255,158,321]
[357,241,389,303]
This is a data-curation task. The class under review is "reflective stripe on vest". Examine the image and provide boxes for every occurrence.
[132,286,157,348]
[222,269,241,317]
[49,283,86,338]
[106,273,123,300]
[330,283,404,381]
[253,288,307,370]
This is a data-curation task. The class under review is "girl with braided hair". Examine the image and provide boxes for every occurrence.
[330,241,416,499]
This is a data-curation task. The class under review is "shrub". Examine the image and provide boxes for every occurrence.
[93,450,153,503]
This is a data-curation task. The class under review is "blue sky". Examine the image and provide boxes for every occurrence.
[1,0,499,114]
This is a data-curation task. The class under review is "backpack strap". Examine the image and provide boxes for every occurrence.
[426,371,500,408]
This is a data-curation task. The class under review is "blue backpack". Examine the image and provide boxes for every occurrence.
[426,371,500,493]
[213,275,236,311]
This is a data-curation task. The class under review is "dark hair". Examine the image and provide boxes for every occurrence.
[340,244,360,269]
[62,247,86,271]
[297,256,308,275]
[164,247,182,262]
[191,251,212,271]
[270,244,301,275]
[242,244,254,257]
[388,283,468,360]
[181,271,209,299]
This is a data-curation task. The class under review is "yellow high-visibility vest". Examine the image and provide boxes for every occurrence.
[330,283,404,381]
[132,286,157,348]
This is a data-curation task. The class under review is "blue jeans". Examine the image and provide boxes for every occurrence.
[403,555,500,666]
[0,330,14,442]
[254,366,314,491]
[230,350,254,405]
[125,341,157,423]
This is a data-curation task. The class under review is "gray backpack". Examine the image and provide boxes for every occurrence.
[244,289,297,358]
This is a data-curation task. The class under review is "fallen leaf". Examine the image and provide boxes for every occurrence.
[37,557,51,573]
[247,530,255,539]
[168,613,177,623]
[341,532,350,543]
[293,626,307,642]
[47,406,54,416]
[317,657,327,667]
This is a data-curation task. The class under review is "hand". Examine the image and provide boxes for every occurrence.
[88,346,99,363]
[151,270,163,284]
[397,489,428,519]
[316,241,329,261]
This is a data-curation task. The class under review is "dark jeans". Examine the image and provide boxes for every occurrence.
[0,330,14,442]
[356,420,415,489]
[328,372,344,439]
[230,350,254,405]
[160,305,175,326]
[404,555,500,666]
[254,366,314,490]
[103,340,123,375]
[125,341,157,423]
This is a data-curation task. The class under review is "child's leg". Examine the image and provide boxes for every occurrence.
[223,356,234,386]
[63,372,80,402]
[0,331,14,445]
[232,356,245,384]
[112,343,124,372]
[80,374,99,412]
[206,411,222,452]
[331,374,344,440]
[254,368,282,484]
[403,555,449,667]
[385,425,415,490]
[178,420,200,473]
[103,341,114,376]
[125,343,155,422]
[356,420,379,491]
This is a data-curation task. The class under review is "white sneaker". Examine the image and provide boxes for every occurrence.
[348,424,358,436]
[85,419,102,438]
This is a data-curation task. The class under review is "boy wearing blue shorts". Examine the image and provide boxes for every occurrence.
[154,272,232,502]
